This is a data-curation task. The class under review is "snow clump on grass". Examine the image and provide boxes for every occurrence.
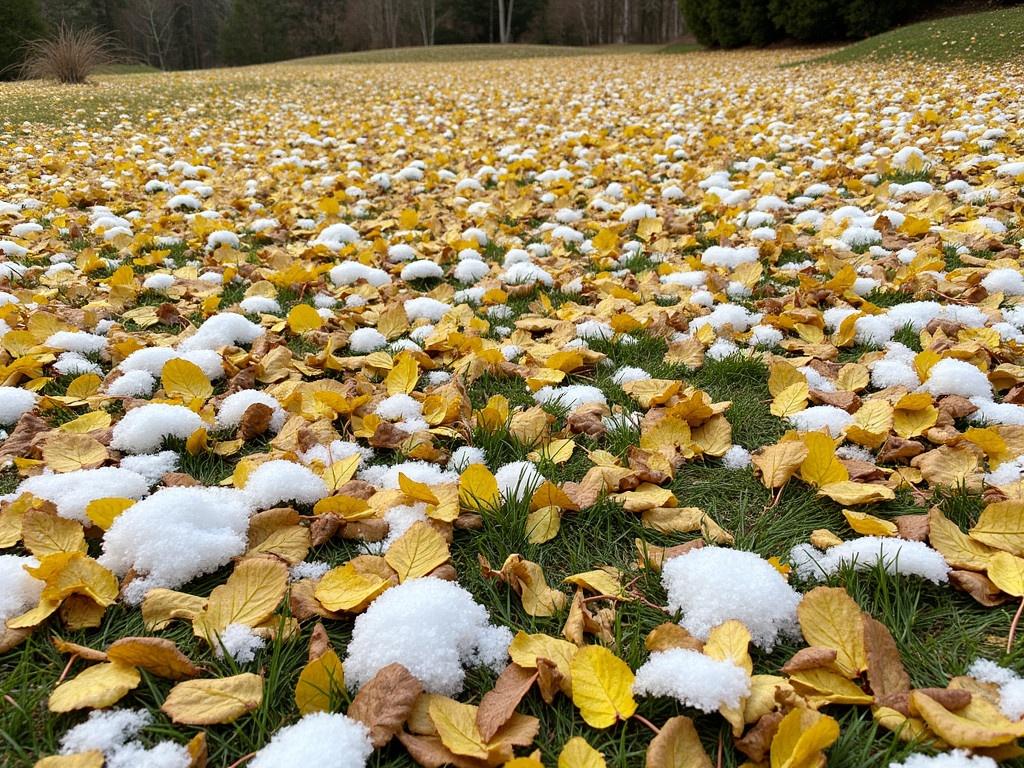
[58,708,190,768]
[249,712,373,768]
[633,648,750,712]
[99,486,252,604]
[242,459,329,509]
[216,389,287,432]
[344,577,512,695]
[16,467,150,522]
[661,546,801,650]
[176,312,264,352]
[533,384,606,410]
[110,403,204,454]
[0,555,43,623]
[214,623,266,663]
[789,536,949,584]
[0,386,38,424]
[889,751,997,768]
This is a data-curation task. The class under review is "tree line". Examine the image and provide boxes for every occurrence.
[2,0,684,75]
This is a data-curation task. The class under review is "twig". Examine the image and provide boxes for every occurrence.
[226,752,256,768]
[717,734,724,768]
[57,654,78,684]
[1008,595,1024,654]
[634,713,660,735]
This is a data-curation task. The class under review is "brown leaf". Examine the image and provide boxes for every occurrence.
[238,403,273,439]
[309,513,342,546]
[949,570,1011,607]
[937,395,978,421]
[734,711,784,763]
[348,663,424,748]
[881,688,972,717]
[645,623,703,653]
[636,538,703,571]
[0,412,47,461]
[840,459,885,482]
[809,389,860,412]
[567,405,607,438]
[863,615,910,697]
[308,622,330,662]
[288,579,342,621]
[156,303,182,327]
[162,472,201,487]
[396,732,487,768]
[370,421,410,449]
[536,657,564,704]
[475,663,538,741]
[877,436,925,464]
[894,514,929,541]
[781,646,838,674]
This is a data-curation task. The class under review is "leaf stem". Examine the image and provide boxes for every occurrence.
[1007,595,1024,654]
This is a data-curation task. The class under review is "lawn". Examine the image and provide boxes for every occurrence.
[811,4,1024,63]
[1,36,1024,768]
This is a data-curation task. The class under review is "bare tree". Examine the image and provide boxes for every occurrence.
[127,0,181,69]
[497,0,514,43]
[415,0,436,46]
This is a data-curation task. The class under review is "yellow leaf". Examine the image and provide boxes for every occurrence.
[295,648,345,714]
[911,691,1024,748]
[834,364,869,393]
[193,558,289,642]
[559,736,606,768]
[384,521,450,582]
[770,382,809,418]
[928,507,995,571]
[818,481,895,506]
[287,303,323,334]
[845,399,893,449]
[41,433,108,473]
[313,494,372,520]
[460,463,499,510]
[511,558,567,617]
[48,662,141,712]
[563,568,624,598]
[798,432,848,488]
[429,697,488,759]
[58,410,110,434]
[34,753,104,768]
[769,707,840,768]
[797,587,866,678]
[161,358,213,403]
[161,673,264,725]
[315,562,390,611]
[321,453,363,491]
[892,405,938,439]
[105,636,200,680]
[399,471,439,504]
[645,715,712,768]
[185,427,209,455]
[592,228,619,255]
[768,361,806,397]
[570,645,637,729]
[508,630,577,682]
[21,509,86,557]
[526,505,561,544]
[385,352,420,395]
[623,379,682,409]
[704,620,752,675]
[752,441,809,489]
[527,438,577,465]
[84,497,134,530]
[842,509,897,536]
[970,501,1024,556]
[987,551,1024,597]
[28,551,118,607]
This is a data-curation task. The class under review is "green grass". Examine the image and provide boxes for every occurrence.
[287,43,640,67]
[809,5,1024,64]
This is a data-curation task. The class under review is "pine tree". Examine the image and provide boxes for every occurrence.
[0,0,47,79]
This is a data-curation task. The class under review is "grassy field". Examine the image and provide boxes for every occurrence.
[813,4,1024,63]
[0,25,1023,768]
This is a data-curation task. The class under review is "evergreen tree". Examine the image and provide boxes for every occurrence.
[1,0,47,79]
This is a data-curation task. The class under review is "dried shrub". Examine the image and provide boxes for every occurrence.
[20,24,112,85]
